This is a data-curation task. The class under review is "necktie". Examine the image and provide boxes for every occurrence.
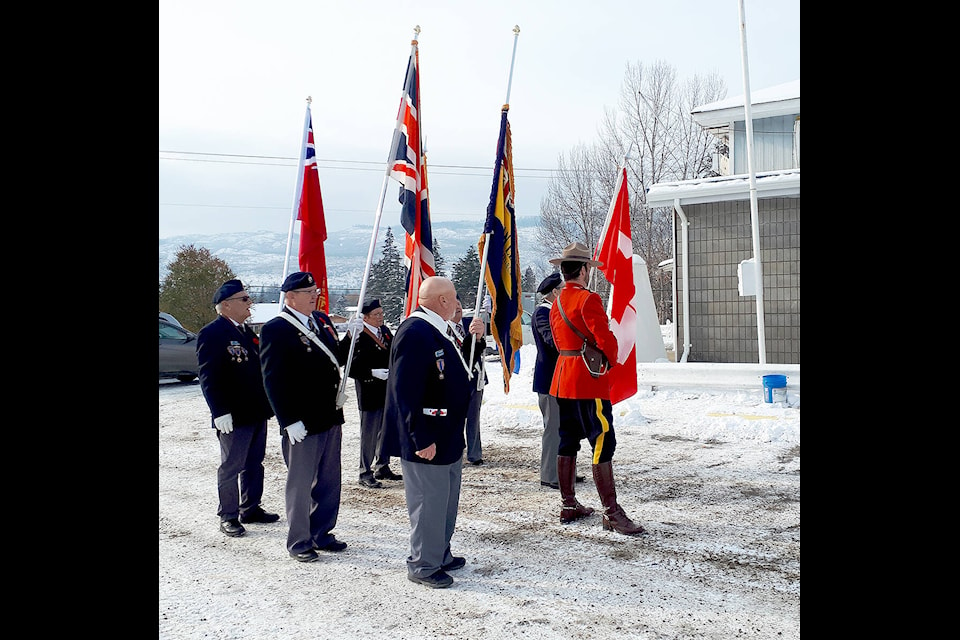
[449,325,462,348]
[308,318,317,334]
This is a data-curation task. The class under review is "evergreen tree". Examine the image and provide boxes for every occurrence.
[333,293,348,316]
[451,244,481,310]
[433,238,446,277]
[367,227,406,326]
[522,266,537,294]
[159,244,234,332]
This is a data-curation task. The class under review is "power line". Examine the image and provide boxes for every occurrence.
[158,149,563,176]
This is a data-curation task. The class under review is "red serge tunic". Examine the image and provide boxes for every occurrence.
[548,283,619,400]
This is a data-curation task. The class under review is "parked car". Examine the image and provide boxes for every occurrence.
[159,311,183,328]
[159,318,199,382]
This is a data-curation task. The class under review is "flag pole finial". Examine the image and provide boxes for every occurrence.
[412,25,420,43]
[306,96,312,104]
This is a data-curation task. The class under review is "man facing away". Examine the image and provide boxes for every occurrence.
[259,271,355,562]
[548,243,646,536]
[531,271,585,490]
[382,276,485,588]
[197,279,279,538]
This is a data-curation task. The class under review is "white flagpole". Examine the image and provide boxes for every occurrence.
[470,25,520,371]
[337,27,420,406]
[738,0,767,364]
[278,97,312,313]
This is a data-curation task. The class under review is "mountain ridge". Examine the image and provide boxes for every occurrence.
[159,217,552,290]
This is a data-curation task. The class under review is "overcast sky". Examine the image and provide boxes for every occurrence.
[158,0,800,239]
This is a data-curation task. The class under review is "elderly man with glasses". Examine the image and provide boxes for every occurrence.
[259,271,356,563]
[197,279,279,539]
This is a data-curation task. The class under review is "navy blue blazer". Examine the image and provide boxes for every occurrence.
[259,307,350,436]
[382,310,469,465]
[347,324,392,411]
[196,315,274,426]
[531,302,559,395]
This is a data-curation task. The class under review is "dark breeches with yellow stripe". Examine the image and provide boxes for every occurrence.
[555,397,616,463]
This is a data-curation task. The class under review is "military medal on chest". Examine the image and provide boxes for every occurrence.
[300,335,312,352]
[228,341,249,362]
[435,348,445,380]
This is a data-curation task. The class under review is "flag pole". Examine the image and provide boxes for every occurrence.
[470,25,520,370]
[336,26,421,407]
[589,141,635,290]
[278,97,313,313]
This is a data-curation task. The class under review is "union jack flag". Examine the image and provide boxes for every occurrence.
[388,38,435,317]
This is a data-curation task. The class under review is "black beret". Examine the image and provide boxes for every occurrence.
[213,279,244,304]
[537,272,563,294]
[281,271,315,292]
[361,298,381,314]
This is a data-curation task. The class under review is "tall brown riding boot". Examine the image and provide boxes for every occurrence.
[592,460,646,535]
[558,455,595,524]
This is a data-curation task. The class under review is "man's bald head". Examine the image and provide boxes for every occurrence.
[418,276,457,321]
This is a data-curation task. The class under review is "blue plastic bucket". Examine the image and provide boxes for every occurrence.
[762,374,788,403]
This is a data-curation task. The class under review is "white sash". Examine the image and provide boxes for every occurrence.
[279,312,341,370]
[409,310,472,379]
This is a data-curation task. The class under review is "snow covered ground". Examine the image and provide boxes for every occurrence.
[159,341,799,639]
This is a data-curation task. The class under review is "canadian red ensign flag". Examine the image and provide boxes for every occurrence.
[594,166,638,405]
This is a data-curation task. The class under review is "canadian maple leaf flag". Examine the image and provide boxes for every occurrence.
[594,166,638,405]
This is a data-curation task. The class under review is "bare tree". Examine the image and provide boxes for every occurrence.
[540,60,727,321]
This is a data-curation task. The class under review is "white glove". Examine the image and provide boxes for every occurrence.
[286,420,308,445]
[213,413,234,434]
[347,317,364,335]
[371,368,389,380]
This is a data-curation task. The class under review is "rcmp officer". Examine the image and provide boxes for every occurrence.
[259,271,355,562]
[197,279,279,538]
[548,243,646,535]
[347,298,402,488]
[382,277,484,588]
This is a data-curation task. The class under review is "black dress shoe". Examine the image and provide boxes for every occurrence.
[220,518,246,537]
[290,549,319,563]
[576,475,586,483]
[374,467,403,481]
[359,477,383,488]
[540,480,560,490]
[316,538,347,552]
[468,459,484,466]
[240,507,280,524]
[441,556,466,571]
[408,570,453,588]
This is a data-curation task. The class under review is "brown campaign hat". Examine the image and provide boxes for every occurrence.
[548,242,603,267]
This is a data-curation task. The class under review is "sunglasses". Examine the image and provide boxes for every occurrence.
[225,295,251,303]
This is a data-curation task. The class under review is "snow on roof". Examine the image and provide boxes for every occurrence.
[646,169,800,208]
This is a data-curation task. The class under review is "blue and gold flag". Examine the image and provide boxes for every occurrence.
[480,107,522,393]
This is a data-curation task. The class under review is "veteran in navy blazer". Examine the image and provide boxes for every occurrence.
[382,277,484,589]
[197,279,279,539]
[347,297,402,488]
[259,271,354,563]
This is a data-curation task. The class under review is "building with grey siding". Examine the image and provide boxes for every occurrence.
[647,80,799,365]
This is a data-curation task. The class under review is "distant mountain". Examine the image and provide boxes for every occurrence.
[159,217,553,290]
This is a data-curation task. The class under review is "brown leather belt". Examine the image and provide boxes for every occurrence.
[559,350,582,357]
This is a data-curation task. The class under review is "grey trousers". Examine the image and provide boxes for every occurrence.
[356,396,390,480]
[538,393,560,484]
[216,420,268,520]
[282,425,343,554]
[465,388,483,463]
[400,457,463,578]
